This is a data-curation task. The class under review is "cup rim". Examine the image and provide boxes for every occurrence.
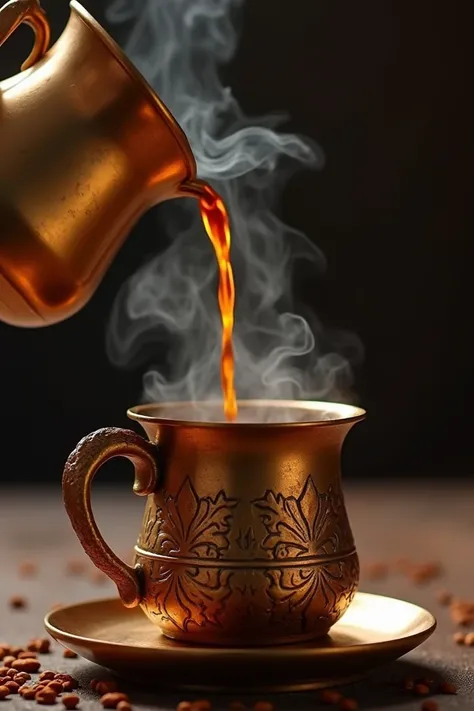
[127,399,366,428]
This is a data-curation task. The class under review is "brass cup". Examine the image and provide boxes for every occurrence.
[62,400,365,647]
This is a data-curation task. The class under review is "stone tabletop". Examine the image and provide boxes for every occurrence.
[0,483,473,711]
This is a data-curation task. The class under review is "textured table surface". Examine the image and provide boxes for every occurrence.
[0,483,473,711]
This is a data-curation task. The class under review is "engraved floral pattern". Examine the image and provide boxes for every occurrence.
[137,475,358,641]
[141,478,238,631]
[252,476,358,631]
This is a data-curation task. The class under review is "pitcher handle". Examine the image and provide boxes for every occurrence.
[0,0,50,71]
[62,427,160,607]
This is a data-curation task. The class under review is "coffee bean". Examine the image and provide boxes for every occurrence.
[96,681,119,695]
[18,561,38,578]
[12,658,41,673]
[320,689,343,704]
[36,688,58,705]
[421,702,439,711]
[9,595,27,609]
[340,700,358,711]
[22,687,38,700]
[439,681,457,694]
[5,680,20,694]
[100,692,130,709]
[413,684,430,696]
[62,694,80,709]
[39,672,56,682]
[436,590,452,606]
[46,681,64,694]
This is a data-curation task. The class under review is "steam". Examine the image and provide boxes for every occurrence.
[106,0,362,420]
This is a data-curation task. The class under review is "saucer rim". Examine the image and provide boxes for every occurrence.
[44,590,437,658]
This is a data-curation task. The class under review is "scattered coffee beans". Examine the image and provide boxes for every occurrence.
[253,703,275,711]
[409,562,442,585]
[28,638,51,654]
[63,649,78,659]
[47,681,64,694]
[40,672,57,682]
[100,692,130,708]
[116,703,132,711]
[176,703,193,711]
[453,631,466,644]
[14,672,31,683]
[192,701,212,711]
[0,685,10,699]
[55,675,78,689]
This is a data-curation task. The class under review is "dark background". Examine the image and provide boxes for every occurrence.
[0,0,472,484]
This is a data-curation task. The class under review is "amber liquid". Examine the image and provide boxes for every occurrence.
[197,183,237,421]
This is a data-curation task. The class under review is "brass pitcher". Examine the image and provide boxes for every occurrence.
[63,400,364,647]
[0,0,197,328]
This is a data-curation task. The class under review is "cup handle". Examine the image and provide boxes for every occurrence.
[0,0,51,71]
[62,427,160,608]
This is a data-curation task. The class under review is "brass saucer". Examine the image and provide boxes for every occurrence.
[45,592,436,693]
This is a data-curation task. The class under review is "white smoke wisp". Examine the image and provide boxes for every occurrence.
[105,0,362,421]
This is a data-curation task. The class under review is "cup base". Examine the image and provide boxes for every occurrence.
[159,628,331,648]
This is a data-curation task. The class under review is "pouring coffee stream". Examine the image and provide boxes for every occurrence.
[0,0,237,419]
[183,181,238,421]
